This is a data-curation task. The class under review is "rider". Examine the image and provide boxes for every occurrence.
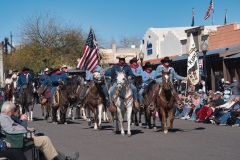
[103,61,115,104]
[109,54,138,106]
[129,57,143,77]
[155,56,187,101]
[60,65,69,83]
[17,67,34,100]
[50,66,63,104]
[39,68,52,103]
[5,71,13,85]
[138,62,156,106]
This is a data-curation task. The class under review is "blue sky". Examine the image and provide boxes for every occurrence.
[0,0,239,46]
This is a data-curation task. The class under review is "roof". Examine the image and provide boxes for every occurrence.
[171,44,240,62]
[225,53,240,59]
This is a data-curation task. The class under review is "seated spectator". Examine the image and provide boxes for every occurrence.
[0,139,27,160]
[196,101,216,123]
[0,101,79,160]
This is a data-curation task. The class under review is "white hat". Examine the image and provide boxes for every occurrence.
[116,54,127,59]
[44,68,49,72]
[61,65,68,68]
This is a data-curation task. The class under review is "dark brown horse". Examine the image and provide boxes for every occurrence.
[157,71,176,134]
[142,80,159,129]
[38,86,51,120]
[82,71,105,129]
[4,82,14,102]
[131,75,142,126]
[52,80,76,124]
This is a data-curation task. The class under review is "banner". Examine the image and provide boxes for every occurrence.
[187,34,199,85]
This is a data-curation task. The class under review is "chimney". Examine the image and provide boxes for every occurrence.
[112,44,117,53]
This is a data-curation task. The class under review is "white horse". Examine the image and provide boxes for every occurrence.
[113,71,133,136]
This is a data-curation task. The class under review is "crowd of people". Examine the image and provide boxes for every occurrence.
[174,79,240,127]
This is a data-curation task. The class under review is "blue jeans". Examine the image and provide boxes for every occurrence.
[138,88,144,104]
[219,112,231,124]
[50,87,57,102]
[103,79,111,98]
[110,82,138,103]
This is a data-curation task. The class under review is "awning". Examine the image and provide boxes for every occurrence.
[224,53,240,59]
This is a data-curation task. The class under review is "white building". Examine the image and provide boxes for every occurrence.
[140,26,219,62]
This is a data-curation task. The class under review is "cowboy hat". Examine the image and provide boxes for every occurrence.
[22,67,30,72]
[225,81,230,84]
[129,57,139,64]
[107,61,115,65]
[52,66,61,72]
[161,56,172,63]
[44,68,49,72]
[116,54,127,59]
[8,70,13,75]
[61,65,68,68]
[12,69,18,72]
[214,91,223,95]
[144,62,152,68]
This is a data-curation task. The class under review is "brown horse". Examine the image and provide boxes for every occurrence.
[38,87,51,120]
[4,82,14,102]
[82,71,105,129]
[157,71,176,134]
[142,80,159,129]
[52,80,76,124]
[131,75,142,126]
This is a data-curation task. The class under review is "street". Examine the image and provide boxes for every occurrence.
[28,105,240,160]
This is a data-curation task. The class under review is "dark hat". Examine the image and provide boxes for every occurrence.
[129,57,139,64]
[22,67,30,72]
[144,62,152,68]
[52,66,61,72]
[161,57,172,63]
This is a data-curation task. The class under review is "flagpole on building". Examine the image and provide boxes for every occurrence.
[191,7,194,26]
[224,9,227,25]
[212,0,214,25]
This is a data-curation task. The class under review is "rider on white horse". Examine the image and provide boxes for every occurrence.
[109,54,138,106]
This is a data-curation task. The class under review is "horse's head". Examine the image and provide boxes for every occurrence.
[162,71,171,90]
[116,71,126,90]
[93,71,102,83]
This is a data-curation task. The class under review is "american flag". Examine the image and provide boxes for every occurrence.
[77,28,100,72]
[204,0,214,20]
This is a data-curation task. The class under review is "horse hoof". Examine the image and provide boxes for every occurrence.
[53,122,58,125]
[164,130,168,134]
[139,123,142,127]
[72,117,75,120]
[121,132,125,136]
[127,133,131,137]
[146,126,149,129]
[131,123,134,126]
[153,127,157,130]
[98,126,102,130]
[88,122,92,126]
[64,122,67,125]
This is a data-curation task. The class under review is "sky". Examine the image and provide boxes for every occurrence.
[0,0,239,47]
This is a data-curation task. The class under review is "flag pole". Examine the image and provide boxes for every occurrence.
[224,9,227,25]
[212,0,214,25]
[191,7,194,26]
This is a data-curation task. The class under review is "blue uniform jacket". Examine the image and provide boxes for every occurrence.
[51,73,62,86]
[131,66,143,76]
[104,68,112,80]
[110,64,134,82]
[60,71,68,82]
[155,65,185,83]
[142,70,157,85]
[17,73,34,86]
[39,74,52,87]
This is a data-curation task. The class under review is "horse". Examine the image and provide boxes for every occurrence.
[67,75,85,120]
[142,80,159,129]
[113,71,133,136]
[81,71,106,129]
[51,80,76,124]
[18,81,35,121]
[131,75,142,126]
[4,82,14,102]
[38,86,51,121]
[157,70,176,134]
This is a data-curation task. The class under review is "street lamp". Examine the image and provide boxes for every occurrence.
[201,41,209,92]
[139,50,144,66]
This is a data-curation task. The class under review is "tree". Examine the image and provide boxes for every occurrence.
[118,35,141,48]
[5,11,86,74]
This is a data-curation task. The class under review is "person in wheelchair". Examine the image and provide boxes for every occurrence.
[0,101,79,160]
[138,62,156,107]
[17,67,34,101]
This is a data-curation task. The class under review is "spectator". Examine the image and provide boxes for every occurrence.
[0,101,79,160]
[228,77,240,96]
[223,81,231,102]
[0,141,27,160]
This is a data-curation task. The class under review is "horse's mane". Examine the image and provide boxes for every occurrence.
[146,80,156,93]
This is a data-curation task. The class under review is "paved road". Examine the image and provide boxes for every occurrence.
[28,105,240,160]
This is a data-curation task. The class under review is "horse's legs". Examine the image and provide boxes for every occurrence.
[146,107,151,129]
[117,108,124,135]
[168,107,175,129]
[97,104,103,129]
[127,106,132,136]
[153,110,157,130]
[51,106,58,123]
[41,104,45,118]
[159,107,168,134]
[81,107,87,119]
[115,111,119,133]
[60,105,68,124]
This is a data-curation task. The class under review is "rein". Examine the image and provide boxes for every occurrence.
[114,79,133,105]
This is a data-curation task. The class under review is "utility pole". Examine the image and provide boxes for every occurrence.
[10,31,13,52]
